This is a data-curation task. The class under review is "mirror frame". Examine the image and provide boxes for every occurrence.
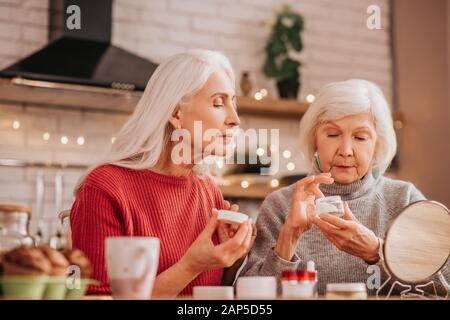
[382,200,450,284]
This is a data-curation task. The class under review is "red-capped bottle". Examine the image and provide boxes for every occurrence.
[282,270,298,284]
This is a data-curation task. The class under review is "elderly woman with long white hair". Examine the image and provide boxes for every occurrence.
[71,49,256,298]
[240,79,427,294]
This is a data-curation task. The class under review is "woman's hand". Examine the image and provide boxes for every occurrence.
[216,201,257,276]
[274,173,334,261]
[312,202,380,264]
[285,173,334,233]
[152,210,252,299]
[180,211,253,275]
[217,201,257,248]
[215,202,257,285]
[217,201,241,242]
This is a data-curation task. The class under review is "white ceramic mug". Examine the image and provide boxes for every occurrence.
[105,237,159,299]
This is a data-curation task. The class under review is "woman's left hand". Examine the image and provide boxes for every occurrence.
[215,201,257,285]
[216,201,257,253]
[312,202,380,264]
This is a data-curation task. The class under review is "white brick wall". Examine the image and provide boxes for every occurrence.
[0,0,49,69]
[0,0,393,102]
[0,104,126,219]
[110,0,392,102]
[0,0,393,218]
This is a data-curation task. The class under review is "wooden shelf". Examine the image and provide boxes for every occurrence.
[236,96,309,118]
[236,96,404,125]
[220,184,275,199]
[0,77,403,124]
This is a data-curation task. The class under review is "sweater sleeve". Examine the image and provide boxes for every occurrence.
[239,192,301,291]
[407,182,426,203]
[70,183,126,295]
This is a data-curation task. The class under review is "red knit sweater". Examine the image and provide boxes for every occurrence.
[70,164,225,296]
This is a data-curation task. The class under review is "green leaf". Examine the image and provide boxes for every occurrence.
[287,29,302,51]
[263,6,304,80]
[263,58,278,78]
[266,37,287,56]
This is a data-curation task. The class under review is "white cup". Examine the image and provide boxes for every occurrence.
[193,286,234,300]
[236,277,277,299]
[105,237,159,299]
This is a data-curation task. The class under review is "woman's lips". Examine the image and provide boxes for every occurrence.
[334,165,354,170]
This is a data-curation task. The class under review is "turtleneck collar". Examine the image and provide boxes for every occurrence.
[318,171,377,201]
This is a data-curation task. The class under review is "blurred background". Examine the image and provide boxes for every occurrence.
[0,0,449,241]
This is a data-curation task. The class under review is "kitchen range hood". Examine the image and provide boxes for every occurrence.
[0,0,157,113]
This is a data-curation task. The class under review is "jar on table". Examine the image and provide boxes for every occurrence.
[325,283,368,300]
[0,204,36,261]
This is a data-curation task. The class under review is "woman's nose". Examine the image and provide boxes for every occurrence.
[226,105,240,127]
[338,140,353,157]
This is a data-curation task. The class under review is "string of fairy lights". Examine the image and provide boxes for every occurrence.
[8,92,317,190]
[10,119,116,147]
[229,146,298,190]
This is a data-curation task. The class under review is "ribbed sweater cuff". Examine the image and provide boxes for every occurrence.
[261,248,301,275]
[261,248,302,295]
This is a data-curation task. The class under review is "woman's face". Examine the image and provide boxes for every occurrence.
[315,113,378,184]
[173,68,240,159]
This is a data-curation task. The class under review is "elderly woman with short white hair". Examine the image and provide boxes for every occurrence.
[240,79,425,294]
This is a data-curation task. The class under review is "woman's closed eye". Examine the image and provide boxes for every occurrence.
[327,133,339,138]
[354,133,370,141]
[213,97,225,108]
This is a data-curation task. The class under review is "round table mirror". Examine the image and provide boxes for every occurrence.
[383,200,450,288]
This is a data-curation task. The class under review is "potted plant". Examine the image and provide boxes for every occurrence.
[263,5,304,99]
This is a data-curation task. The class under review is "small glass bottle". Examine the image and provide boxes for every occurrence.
[240,71,252,97]
[307,260,318,298]
[0,204,35,249]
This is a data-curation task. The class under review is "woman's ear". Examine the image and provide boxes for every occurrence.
[371,140,381,179]
[313,150,323,173]
[373,139,380,161]
[168,105,182,129]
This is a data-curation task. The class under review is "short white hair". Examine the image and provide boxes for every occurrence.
[299,79,397,176]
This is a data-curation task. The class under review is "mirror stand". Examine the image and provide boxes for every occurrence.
[438,271,450,293]
[376,265,449,300]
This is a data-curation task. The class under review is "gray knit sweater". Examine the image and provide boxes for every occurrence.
[240,173,449,296]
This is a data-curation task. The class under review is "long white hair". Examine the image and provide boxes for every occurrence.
[74,49,235,195]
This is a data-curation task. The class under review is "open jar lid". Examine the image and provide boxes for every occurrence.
[315,196,342,203]
[0,204,31,218]
[326,283,366,293]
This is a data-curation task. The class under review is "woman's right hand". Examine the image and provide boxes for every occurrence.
[274,173,334,260]
[179,211,253,275]
[285,173,334,233]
